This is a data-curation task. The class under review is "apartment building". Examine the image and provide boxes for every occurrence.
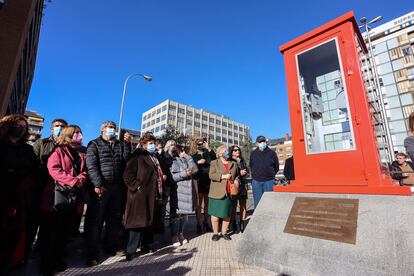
[362,10,414,153]
[141,100,250,146]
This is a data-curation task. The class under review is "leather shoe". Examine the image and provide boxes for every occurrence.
[222,233,232,240]
[211,234,220,241]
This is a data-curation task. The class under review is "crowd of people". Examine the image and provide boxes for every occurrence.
[0,114,280,276]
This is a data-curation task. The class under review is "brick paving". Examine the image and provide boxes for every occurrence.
[59,233,274,276]
[13,189,276,276]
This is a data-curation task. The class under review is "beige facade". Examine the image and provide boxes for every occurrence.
[141,100,250,146]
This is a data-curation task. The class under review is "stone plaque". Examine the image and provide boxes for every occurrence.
[284,197,359,244]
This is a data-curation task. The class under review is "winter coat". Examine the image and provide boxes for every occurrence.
[86,136,131,188]
[33,136,57,166]
[404,136,414,161]
[0,138,39,234]
[391,160,414,184]
[170,156,199,215]
[123,149,160,229]
[208,159,239,199]
[44,145,87,213]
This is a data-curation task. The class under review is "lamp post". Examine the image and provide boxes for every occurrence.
[360,16,395,164]
[118,73,152,140]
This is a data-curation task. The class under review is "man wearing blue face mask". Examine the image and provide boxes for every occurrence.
[32,118,68,264]
[249,135,279,209]
[85,120,132,266]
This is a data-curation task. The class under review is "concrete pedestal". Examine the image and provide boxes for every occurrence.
[235,192,414,276]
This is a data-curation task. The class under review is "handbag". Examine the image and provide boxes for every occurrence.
[53,146,81,210]
[230,179,239,197]
[54,184,79,210]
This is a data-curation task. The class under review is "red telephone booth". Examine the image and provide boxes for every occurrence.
[275,11,410,195]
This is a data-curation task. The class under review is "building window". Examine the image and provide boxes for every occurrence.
[186,120,192,126]
[142,123,146,128]
[239,126,243,132]
[223,137,227,142]
[209,118,214,123]
[202,115,208,121]
[161,124,166,130]
[202,124,207,129]
[187,111,193,116]
[202,132,208,138]
[143,115,147,120]
[168,115,175,121]
[152,111,156,117]
[209,126,214,131]
[161,114,166,121]
[178,108,185,114]
[216,127,221,132]
[156,117,160,123]
[215,119,221,124]
[195,122,200,127]
[162,105,167,111]
[234,140,239,145]
[209,134,214,140]
[155,126,160,132]
[170,105,176,111]
[222,129,227,135]
[228,131,233,136]
[228,139,233,144]
[151,120,155,126]
[222,122,227,127]
[177,117,184,123]
[216,136,221,141]
[157,108,161,114]
[402,46,413,56]
[228,123,233,129]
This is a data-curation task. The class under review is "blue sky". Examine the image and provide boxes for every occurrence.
[27,0,413,143]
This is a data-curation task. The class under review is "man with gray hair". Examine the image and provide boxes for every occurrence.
[84,120,132,266]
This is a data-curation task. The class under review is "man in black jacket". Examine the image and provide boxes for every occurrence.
[85,120,131,266]
[250,135,279,209]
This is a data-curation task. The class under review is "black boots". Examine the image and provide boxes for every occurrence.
[239,220,247,233]
[231,221,238,234]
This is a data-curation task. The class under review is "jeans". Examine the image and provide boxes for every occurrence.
[252,180,274,209]
[170,214,187,236]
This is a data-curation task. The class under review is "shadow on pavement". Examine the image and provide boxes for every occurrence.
[75,249,195,276]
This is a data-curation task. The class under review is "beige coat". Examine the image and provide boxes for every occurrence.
[208,159,239,199]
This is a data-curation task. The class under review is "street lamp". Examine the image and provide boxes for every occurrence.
[117,73,152,140]
[359,15,395,164]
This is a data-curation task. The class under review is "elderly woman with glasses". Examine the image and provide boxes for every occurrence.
[208,145,240,241]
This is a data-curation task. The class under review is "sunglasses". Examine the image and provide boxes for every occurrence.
[233,149,240,152]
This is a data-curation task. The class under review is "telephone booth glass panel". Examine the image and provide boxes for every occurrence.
[296,38,355,154]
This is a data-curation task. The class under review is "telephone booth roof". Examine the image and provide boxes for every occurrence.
[279,11,368,54]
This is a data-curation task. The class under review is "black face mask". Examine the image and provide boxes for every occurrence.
[9,126,26,139]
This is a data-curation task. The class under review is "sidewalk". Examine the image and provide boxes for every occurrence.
[15,190,276,275]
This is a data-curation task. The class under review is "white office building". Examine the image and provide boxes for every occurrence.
[363,10,414,153]
[140,99,250,146]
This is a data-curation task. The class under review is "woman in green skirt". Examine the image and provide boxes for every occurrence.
[208,145,240,241]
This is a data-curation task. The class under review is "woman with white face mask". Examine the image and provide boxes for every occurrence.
[123,133,164,261]
[169,145,198,246]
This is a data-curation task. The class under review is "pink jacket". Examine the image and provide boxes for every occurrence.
[41,146,87,212]
[47,146,87,187]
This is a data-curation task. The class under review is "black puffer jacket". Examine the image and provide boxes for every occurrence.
[86,136,131,188]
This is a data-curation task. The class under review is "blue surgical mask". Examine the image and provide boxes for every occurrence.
[147,144,156,153]
[105,127,116,139]
[223,151,230,159]
[258,142,267,150]
[53,126,62,137]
